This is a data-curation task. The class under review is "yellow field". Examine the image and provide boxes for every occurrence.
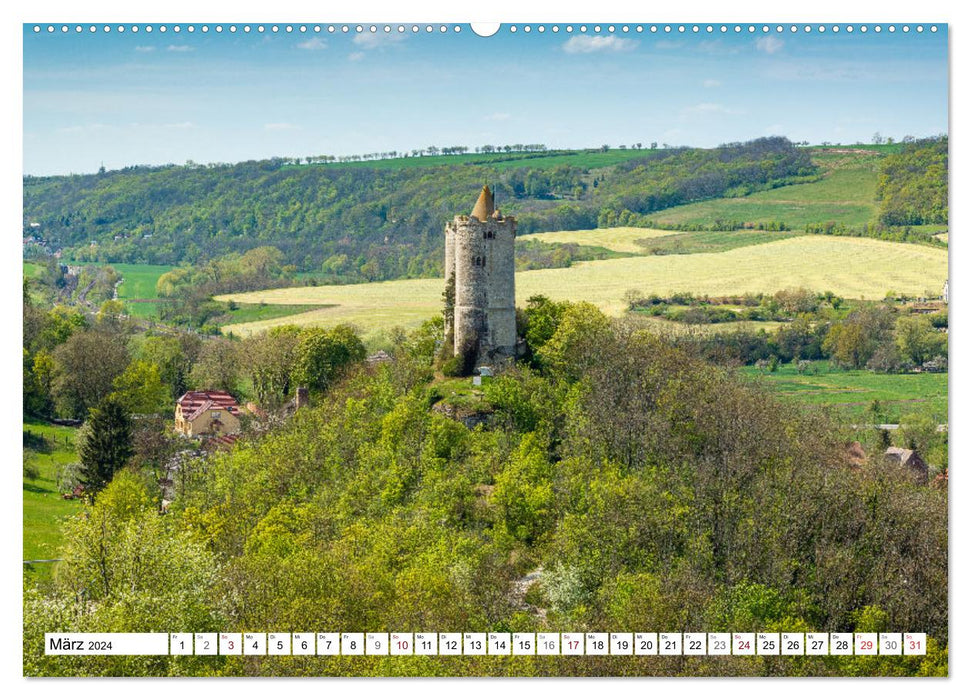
[219,236,948,338]
[519,227,676,253]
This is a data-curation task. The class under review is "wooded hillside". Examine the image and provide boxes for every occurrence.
[23,138,814,279]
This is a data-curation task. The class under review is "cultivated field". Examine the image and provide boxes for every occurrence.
[219,235,948,338]
[520,227,678,253]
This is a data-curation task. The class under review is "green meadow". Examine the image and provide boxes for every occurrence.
[739,361,948,425]
[110,263,175,318]
[23,418,82,570]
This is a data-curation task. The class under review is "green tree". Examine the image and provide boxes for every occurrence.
[491,432,556,544]
[536,301,612,381]
[52,329,130,419]
[136,333,200,400]
[293,325,366,392]
[189,337,241,395]
[78,396,135,495]
[111,359,170,414]
[823,304,895,369]
[242,325,302,406]
[519,295,569,366]
[896,315,946,366]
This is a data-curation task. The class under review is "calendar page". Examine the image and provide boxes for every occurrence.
[20,11,949,681]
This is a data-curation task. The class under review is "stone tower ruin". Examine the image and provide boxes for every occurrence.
[444,186,517,363]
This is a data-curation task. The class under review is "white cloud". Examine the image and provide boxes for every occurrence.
[297,37,327,51]
[56,123,109,134]
[353,32,406,49]
[681,102,741,117]
[755,36,784,54]
[698,40,738,55]
[703,79,721,88]
[484,112,510,121]
[264,122,300,131]
[134,46,155,53]
[563,35,637,54]
[167,45,192,52]
[348,51,365,62]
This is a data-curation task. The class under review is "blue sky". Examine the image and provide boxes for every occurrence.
[23,23,948,176]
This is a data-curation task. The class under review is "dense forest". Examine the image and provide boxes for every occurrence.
[23,138,815,279]
[24,297,947,676]
[876,138,948,226]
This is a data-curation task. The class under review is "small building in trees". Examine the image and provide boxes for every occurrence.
[884,446,929,484]
[175,390,242,437]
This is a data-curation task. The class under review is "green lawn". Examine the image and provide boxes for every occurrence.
[739,361,948,425]
[23,418,82,572]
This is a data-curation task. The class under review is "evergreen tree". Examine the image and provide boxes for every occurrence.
[79,396,134,495]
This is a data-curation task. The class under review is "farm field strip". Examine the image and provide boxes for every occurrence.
[519,227,678,253]
[219,235,947,337]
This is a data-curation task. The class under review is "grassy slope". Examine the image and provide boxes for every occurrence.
[739,361,948,425]
[218,236,947,339]
[216,303,332,327]
[23,418,82,565]
[649,150,882,229]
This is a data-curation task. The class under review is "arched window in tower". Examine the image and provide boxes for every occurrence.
[484,230,495,240]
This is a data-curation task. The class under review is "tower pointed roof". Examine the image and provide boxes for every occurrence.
[470,186,495,221]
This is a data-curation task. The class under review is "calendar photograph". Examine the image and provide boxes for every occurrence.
[21,21,948,677]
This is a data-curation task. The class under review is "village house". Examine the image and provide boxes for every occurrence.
[884,446,929,484]
[174,390,243,437]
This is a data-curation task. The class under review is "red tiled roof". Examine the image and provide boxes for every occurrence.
[204,434,240,450]
[177,390,241,421]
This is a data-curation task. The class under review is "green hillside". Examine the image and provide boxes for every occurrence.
[648,149,881,229]
[23,138,815,276]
